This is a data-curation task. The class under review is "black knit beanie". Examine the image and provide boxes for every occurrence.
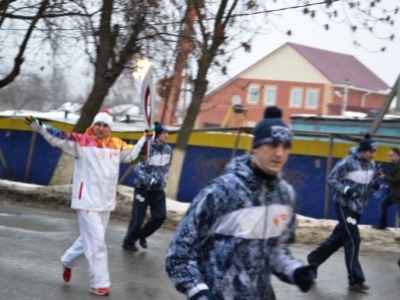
[252,106,292,148]
[154,121,168,138]
[358,133,377,152]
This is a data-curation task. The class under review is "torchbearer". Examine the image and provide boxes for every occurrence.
[24,111,149,296]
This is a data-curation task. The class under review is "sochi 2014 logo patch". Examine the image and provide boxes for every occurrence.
[271,125,292,143]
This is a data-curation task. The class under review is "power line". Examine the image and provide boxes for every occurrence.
[0,1,342,31]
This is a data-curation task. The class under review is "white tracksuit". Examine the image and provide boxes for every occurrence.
[62,210,111,288]
[31,122,146,288]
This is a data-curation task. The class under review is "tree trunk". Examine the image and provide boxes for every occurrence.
[53,6,138,183]
[49,153,74,185]
[49,78,114,185]
[165,0,227,198]
[162,4,195,125]
[74,78,114,133]
[74,0,114,133]
[49,0,116,185]
[165,70,209,199]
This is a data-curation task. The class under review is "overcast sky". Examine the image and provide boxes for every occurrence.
[218,2,400,89]
[61,1,400,99]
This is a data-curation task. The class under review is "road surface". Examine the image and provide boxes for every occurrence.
[0,202,399,300]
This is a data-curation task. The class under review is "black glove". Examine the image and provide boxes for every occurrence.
[370,181,381,191]
[149,178,163,190]
[345,187,359,199]
[293,264,316,292]
[189,289,213,300]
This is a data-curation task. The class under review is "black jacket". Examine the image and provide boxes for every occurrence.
[384,161,400,202]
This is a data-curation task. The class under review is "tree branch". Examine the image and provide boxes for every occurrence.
[108,16,144,83]
[2,11,97,20]
[0,0,49,89]
[0,0,15,28]
[192,0,207,44]
[94,0,113,76]
[222,0,238,29]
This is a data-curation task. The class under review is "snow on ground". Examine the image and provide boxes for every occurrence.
[1,179,400,253]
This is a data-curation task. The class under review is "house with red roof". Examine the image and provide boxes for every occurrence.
[196,42,390,127]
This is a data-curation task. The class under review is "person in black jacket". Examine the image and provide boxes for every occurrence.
[372,148,400,231]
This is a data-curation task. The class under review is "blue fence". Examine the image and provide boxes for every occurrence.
[0,128,396,226]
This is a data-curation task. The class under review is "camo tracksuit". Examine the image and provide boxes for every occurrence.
[123,139,172,246]
[166,155,304,300]
[308,147,379,286]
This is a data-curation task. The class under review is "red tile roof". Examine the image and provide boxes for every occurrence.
[289,42,389,91]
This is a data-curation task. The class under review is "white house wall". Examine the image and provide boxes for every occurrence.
[239,44,331,84]
[322,84,333,115]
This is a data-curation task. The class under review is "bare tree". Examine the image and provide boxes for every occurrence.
[49,0,179,184]
[0,0,95,90]
[71,0,179,132]
[165,0,398,199]
[0,74,51,110]
[0,0,49,89]
[0,0,177,117]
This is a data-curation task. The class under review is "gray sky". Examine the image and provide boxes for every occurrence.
[62,1,400,99]
[221,3,400,88]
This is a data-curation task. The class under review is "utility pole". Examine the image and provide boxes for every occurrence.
[397,78,400,112]
[370,74,400,134]
[341,79,350,115]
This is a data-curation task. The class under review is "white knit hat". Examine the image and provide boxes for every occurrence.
[92,110,113,129]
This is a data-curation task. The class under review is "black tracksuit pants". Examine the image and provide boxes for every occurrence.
[308,202,365,286]
[378,194,396,228]
[123,188,166,246]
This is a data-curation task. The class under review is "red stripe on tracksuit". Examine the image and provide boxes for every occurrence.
[79,182,84,199]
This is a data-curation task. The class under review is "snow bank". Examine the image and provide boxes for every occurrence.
[1,179,400,252]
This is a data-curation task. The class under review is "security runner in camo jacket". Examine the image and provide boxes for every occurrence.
[165,106,315,300]
[307,133,380,293]
[123,122,172,251]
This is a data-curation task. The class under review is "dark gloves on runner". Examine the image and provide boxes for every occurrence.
[344,187,359,199]
[149,178,163,189]
[189,289,213,300]
[369,180,381,191]
[293,264,316,292]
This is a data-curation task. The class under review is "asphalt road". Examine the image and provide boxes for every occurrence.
[1,202,400,300]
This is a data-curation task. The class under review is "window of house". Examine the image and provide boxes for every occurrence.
[247,85,260,104]
[264,86,276,105]
[306,90,319,108]
[290,89,303,107]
